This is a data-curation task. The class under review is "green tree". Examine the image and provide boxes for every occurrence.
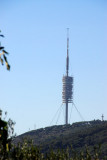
[0,109,15,153]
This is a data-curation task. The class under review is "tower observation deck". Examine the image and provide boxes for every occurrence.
[62,29,73,125]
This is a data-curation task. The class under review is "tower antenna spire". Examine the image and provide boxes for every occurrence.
[66,28,69,76]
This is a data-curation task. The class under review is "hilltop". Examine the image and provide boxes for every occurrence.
[14,120,107,158]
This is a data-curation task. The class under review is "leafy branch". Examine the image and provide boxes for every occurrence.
[0,30,10,70]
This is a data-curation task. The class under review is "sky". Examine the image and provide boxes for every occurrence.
[0,0,107,135]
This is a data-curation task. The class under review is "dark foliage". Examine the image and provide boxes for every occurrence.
[0,140,106,159]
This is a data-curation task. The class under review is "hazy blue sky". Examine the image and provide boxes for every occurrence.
[0,0,107,135]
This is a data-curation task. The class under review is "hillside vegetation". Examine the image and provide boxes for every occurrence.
[14,120,107,158]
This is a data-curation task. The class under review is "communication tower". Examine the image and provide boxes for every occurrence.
[62,29,73,124]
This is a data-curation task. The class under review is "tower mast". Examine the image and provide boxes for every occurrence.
[62,29,73,125]
[66,28,69,124]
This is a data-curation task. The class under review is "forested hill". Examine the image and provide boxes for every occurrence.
[14,120,107,157]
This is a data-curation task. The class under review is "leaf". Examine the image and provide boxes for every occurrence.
[3,54,7,62]
[6,63,10,70]
[0,46,4,50]
[0,35,4,37]
[0,57,4,65]
[3,50,9,54]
